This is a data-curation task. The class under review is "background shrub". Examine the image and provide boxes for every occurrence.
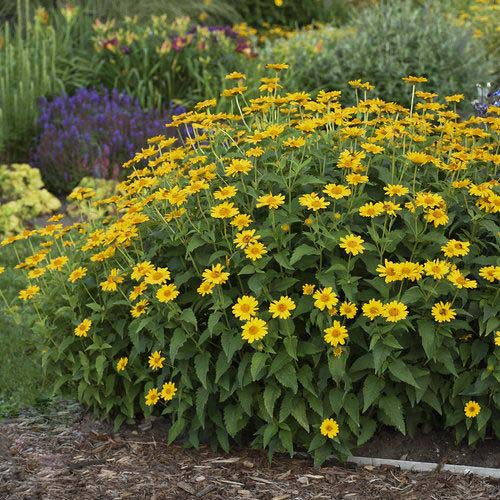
[32,88,186,194]
[7,73,499,464]
[264,0,493,106]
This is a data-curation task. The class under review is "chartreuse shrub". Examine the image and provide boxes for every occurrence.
[3,67,500,465]
[0,164,60,236]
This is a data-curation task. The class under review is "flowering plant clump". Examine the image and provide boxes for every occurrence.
[92,15,257,109]
[0,164,61,236]
[32,88,186,195]
[4,67,499,465]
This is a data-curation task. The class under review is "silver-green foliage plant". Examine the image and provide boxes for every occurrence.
[264,0,493,106]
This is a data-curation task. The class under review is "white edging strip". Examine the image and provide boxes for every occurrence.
[348,456,500,479]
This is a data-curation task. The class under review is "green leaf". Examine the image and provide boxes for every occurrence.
[167,417,186,444]
[195,352,210,389]
[291,399,309,432]
[275,364,298,393]
[263,384,281,418]
[195,387,209,426]
[95,354,106,384]
[388,359,419,387]
[251,352,268,380]
[263,422,279,448]
[208,312,222,333]
[290,244,320,265]
[357,417,377,446]
[378,395,406,434]
[169,328,187,361]
[344,393,360,428]
[279,393,294,421]
[284,336,298,360]
[308,433,327,452]
[221,330,244,361]
[418,319,436,360]
[180,308,197,329]
[362,375,385,412]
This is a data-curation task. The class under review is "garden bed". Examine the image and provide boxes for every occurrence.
[1,402,498,500]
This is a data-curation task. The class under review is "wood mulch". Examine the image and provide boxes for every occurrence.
[1,402,499,500]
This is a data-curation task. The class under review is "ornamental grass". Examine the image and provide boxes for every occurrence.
[2,65,499,465]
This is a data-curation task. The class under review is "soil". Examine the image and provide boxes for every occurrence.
[0,401,499,500]
[357,429,500,468]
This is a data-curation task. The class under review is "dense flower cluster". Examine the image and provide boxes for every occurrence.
[4,67,499,464]
[33,88,186,194]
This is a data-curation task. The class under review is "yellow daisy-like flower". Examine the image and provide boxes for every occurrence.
[234,229,260,249]
[269,295,296,319]
[68,266,87,283]
[230,213,253,230]
[19,285,40,300]
[144,267,171,285]
[100,268,124,292]
[479,265,500,282]
[320,418,339,439]
[211,202,239,219]
[384,184,409,197]
[362,299,384,321]
[232,295,259,321]
[244,241,268,261]
[441,239,470,258]
[324,321,349,347]
[382,301,408,323]
[431,301,456,323]
[464,400,481,418]
[214,185,238,200]
[299,192,330,211]
[131,261,155,281]
[224,158,253,177]
[241,318,268,343]
[313,287,339,311]
[160,381,177,401]
[28,268,46,279]
[339,301,357,319]
[47,256,69,271]
[202,264,229,285]
[359,202,384,217]
[129,282,147,301]
[339,234,365,256]
[256,193,285,209]
[323,183,352,200]
[116,357,128,372]
[145,388,160,406]
[245,147,264,157]
[424,259,450,279]
[302,283,316,295]
[148,351,165,371]
[156,283,180,303]
[131,299,149,318]
[74,318,92,337]
[494,331,500,347]
[197,281,215,296]
[402,75,428,84]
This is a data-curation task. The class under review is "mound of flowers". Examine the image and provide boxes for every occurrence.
[3,66,499,465]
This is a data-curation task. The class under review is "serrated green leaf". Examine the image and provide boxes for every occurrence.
[263,384,281,418]
[362,374,385,412]
[378,395,406,434]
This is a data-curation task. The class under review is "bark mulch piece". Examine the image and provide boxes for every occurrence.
[1,402,499,500]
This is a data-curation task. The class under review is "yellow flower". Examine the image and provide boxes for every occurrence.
[211,202,239,219]
[145,267,171,285]
[197,280,215,296]
[241,318,268,343]
[441,239,470,258]
[245,241,268,261]
[28,268,46,279]
[424,259,450,279]
[479,265,500,282]
[431,301,456,323]
[302,283,315,295]
[447,270,477,289]
[214,185,238,200]
[362,299,384,320]
[160,381,177,401]
[494,331,500,347]
[339,301,357,319]
[346,173,368,185]
[47,256,69,271]
[299,192,330,211]
[19,285,40,300]
[406,151,431,164]
[382,301,408,323]
[202,264,229,285]
[129,282,147,301]
[116,357,128,372]
[156,284,179,303]
[0,266,5,275]
[384,184,409,197]
[145,388,160,406]
[313,287,339,311]
[269,295,296,319]
[339,234,365,256]
[245,147,264,157]
[359,202,384,217]
[256,193,285,209]
[148,351,165,371]
[224,158,253,177]
[231,213,253,230]
[464,400,481,418]
[324,321,349,347]
[234,229,260,249]
[283,136,306,148]
[225,71,246,80]
[100,268,124,292]
[425,207,448,227]
[402,75,428,84]
[232,295,259,321]
[323,183,351,200]
[74,318,92,337]
[69,266,87,283]
[131,299,149,318]
[320,418,339,439]
[266,62,288,70]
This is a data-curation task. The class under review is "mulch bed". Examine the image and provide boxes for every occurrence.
[1,402,499,500]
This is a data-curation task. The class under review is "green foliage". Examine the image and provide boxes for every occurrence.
[264,0,493,106]
[66,177,118,221]
[0,164,60,235]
